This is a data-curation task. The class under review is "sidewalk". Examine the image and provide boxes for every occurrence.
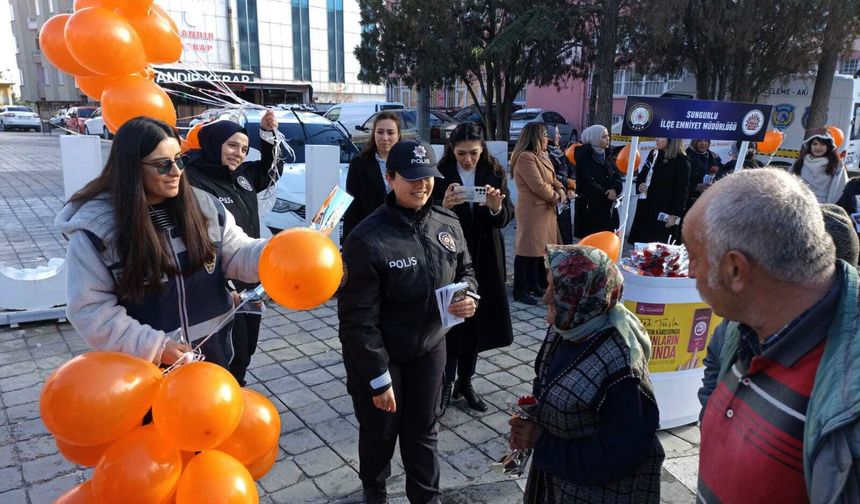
[0,131,699,503]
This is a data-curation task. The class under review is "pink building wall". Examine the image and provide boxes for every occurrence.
[526,78,629,132]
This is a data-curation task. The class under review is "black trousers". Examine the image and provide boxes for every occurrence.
[558,205,573,245]
[345,340,445,504]
[444,317,478,384]
[513,256,547,296]
[228,312,261,386]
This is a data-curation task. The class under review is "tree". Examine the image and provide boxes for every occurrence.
[355,0,588,140]
[627,0,826,102]
[806,0,860,130]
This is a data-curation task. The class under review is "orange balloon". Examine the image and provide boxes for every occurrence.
[152,362,244,452]
[185,122,203,150]
[74,75,113,101]
[216,389,281,465]
[55,480,98,504]
[39,15,95,76]
[151,4,179,33]
[124,7,182,64]
[40,352,161,447]
[73,0,118,10]
[827,125,845,148]
[65,7,147,76]
[55,437,112,467]
[565,143,580,166]
[758,129,784,155]
[259,228,343,310]
[245,445,278,480]
[615,145,641,174]
[101,75,177,132]
[92,425,182,504]
[578,231,621,262]
[175,451,259,504]
[116,0,154,17]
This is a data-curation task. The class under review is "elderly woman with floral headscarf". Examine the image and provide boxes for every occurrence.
[509,245,664,503]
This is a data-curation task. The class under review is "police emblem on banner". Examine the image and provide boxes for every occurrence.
[236,176,253,192]
[771,104,795,131]
[802,106,828,129]
[438,232,456,252]
[741,109,765,136]
[626,103,653,132]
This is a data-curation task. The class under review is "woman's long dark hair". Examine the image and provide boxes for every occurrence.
[510,122,546,178]
[791,137,840,176]
[438,121,507,185]
[359,111,402,158]
[68,116,216,302]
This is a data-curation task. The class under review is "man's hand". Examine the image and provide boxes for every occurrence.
[372,388,397,413]
[509,416,542,450]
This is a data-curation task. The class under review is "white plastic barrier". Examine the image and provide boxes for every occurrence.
[305,145,342,247]
[60,135,103,200]
[0,259,67,311]
[621,272,722,429]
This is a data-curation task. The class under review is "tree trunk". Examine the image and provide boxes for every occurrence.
[593,0,618,128]
[807,13,841,130]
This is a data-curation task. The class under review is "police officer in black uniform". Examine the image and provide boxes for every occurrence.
[338,139,478,504]
[184,110,283,386]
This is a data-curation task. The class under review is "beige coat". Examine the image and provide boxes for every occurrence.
[513,151,564,257]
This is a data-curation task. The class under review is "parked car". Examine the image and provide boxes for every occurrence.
[83,108,112,139]
[49,109,69,129]
[188,108,224,129]
[451,103,523,137]
[0,105,41,132]
[508,108,577,148]
[65,106,98,134]
[324,101,404,137]
[211,109,361,234]
[351,109,457,149]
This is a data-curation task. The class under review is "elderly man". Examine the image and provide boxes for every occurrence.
[684,168,860,504]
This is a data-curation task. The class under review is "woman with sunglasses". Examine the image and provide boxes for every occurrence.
[184,110,282,385]
[56,116,266,368]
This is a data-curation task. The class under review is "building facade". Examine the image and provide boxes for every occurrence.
[8,0,384,116]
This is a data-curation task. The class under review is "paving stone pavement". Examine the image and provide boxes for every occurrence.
[0,131,698,503]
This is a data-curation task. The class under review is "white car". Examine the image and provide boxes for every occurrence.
[324,101,404,137]
[84,108,112,139]
[215,109,358,234]
[508,108,577,147]
[0,105,41,132]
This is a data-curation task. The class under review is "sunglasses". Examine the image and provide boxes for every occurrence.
[142,156,186,175]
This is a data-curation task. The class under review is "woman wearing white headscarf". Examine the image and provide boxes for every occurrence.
[573,125,622,238]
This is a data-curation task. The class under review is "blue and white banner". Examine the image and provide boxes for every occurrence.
[620,96,772,142]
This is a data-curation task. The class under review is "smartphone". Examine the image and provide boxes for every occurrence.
[453,185,487,204]
[451,287,469,303]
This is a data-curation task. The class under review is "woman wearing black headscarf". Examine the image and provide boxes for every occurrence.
[184,110,283,385]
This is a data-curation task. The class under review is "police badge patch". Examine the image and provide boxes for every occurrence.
[204,256,216,274]
[236,176,254,192]
[438,232,456,252]
[771,103,795,131]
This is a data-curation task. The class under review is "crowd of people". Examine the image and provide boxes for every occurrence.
[54,110,860,504]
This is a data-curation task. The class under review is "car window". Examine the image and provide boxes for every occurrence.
[400,111,417,129]
[326,107,341,121]
[380,104,403,111]
[545,112,565,123]
[431,111,454,123]
[511,111,540,121]
[245,122,358,164]
[361,114,377,130]
[8,106,34,112]
[78,108,96,118]
[91,109,101,118]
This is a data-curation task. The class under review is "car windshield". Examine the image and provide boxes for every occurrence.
[7,106,33,113]
[511,111,540,121]
[245,122,358,164]
[77,109,96,118]
[431,111,454,123]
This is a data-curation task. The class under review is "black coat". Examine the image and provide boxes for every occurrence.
[184,136,280,240]
[343,153,387,239]
[628,150,691,244]
[338,194,477,394]
[573,144,622,237]
[685,147,722,211]
[432,158,514,352]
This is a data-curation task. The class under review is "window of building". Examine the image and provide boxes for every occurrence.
[612,68,687,97]
[838,58,859,76]
[9,2,15,21]
[48,0,53,13]
[292,0,311,81]
[237,0,261,76]
[57,71,64,86]
[41,65,50,86]
[327,0,344,83]
[33,0,39,17]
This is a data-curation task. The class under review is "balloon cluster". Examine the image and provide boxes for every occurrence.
[42,353,280,503]
[39,0,180,133]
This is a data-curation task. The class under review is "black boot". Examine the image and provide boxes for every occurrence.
[363,484,388,504]
[440,381,454,414]
[456,379,488,412]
